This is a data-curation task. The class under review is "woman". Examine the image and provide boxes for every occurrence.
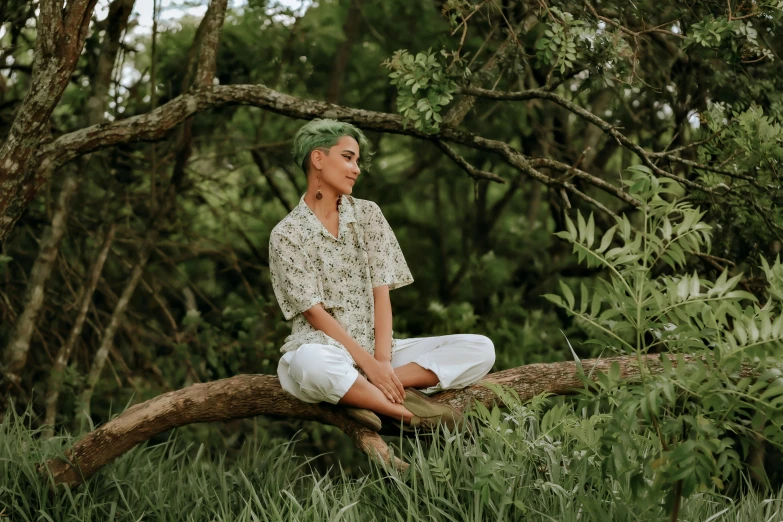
[269,119,495,432]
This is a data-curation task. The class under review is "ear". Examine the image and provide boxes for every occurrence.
[310,148,324,171]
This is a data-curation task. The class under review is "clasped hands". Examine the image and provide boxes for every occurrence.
[362,356,405,404]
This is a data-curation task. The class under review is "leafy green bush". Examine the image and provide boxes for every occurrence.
[544,167,783,518]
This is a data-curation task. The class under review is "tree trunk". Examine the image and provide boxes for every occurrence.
[43,223,116,438]
[326,0,364,105]
[2,173,79,389]
[43,353,744,489]
[0,0,99,241]
[1,0,134,395]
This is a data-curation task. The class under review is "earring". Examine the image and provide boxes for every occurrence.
[316,170,323,200]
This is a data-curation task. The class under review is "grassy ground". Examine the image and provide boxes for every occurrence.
[2,400,782,522]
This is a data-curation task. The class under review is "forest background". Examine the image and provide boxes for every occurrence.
[1,0,783,520]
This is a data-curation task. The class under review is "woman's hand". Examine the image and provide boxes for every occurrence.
[363,359,405,403]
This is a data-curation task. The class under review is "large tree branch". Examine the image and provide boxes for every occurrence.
[194,0,228,88]
[62,0,102,64]
[38,85,637,207]
[5,64,747,242]
[37,0,64,60]
[170,0,229,192]
[43,353,750,489]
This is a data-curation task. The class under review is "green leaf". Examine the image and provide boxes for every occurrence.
[662,218,672,241]
[596,225,617,254]
[677,276,690,302]
[689,271,700,298]
[748,319,760,343]
[543,294,565,307]
[580,282,589,313]
[609,362,620,382]
[561,330,582,373]
[660,352,672,371]
[760,383,783,402]
[621,215,632,238]
[560,281,575,309]
[586,212,595,248]
[590,292,602,317]
[709,270,729,297]
[565,215,577,240]
[723,290,757,301]
[626,164,653,175]
[772,315,783,338]
[577,211,587,244]
[734,322,748,345]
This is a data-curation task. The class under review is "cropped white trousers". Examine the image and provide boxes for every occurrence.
[277,334,495,404]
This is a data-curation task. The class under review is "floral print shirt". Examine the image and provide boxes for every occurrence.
[269,194,414,356]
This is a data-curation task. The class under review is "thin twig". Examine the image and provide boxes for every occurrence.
[458,86,714,193]
[433,140,507,183]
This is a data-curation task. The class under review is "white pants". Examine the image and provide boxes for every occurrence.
[277,334,495,404]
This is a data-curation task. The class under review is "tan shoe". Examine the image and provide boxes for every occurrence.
[400,388,461,433]
[344,407,382,431]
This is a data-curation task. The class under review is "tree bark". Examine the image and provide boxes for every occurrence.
[0,0,99,241]
[2,173,79,389]
[1,0,135,400]
[37,84,639,208]
[193,0,228,88]
[169,0,229,190]
[43,353,744,489]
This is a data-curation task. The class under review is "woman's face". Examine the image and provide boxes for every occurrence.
[311,135,361,196]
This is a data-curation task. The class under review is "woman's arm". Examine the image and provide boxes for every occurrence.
[302,303,404,403]
[373,285,393,362]
[302,305,374,368]
[372,285,405,400]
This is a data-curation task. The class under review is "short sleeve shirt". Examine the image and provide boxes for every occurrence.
[269,194,414,356]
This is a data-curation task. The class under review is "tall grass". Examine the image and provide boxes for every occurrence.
[2,397,781,522]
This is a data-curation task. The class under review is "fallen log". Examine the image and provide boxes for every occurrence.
[42,353,718,488]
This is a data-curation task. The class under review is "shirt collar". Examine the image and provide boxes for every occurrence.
[340,194,357,224]
[296,194,356,241]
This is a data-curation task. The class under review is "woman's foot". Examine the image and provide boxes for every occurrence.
[343,407,383,431]
[389,388,461,433]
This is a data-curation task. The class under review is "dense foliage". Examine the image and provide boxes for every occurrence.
[548,168,783,515]
[1,0,783,519]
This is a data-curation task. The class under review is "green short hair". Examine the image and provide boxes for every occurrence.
[292,119,372,174]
